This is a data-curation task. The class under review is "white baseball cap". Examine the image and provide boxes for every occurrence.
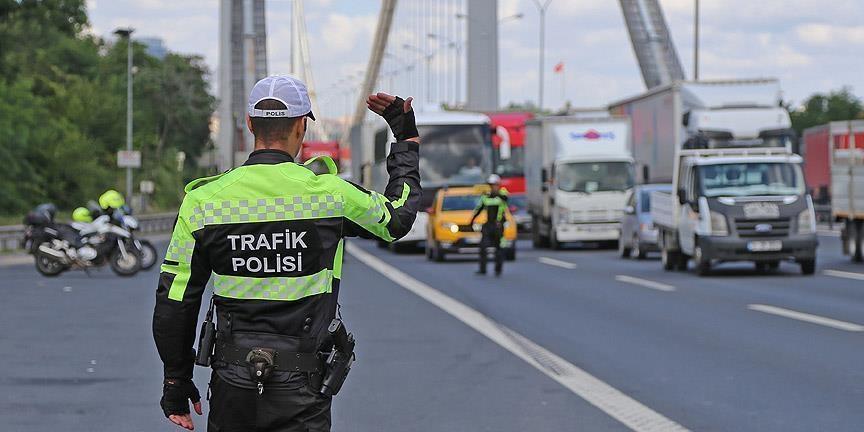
[247,75,315,120]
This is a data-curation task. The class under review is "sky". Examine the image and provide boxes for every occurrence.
[86,0,864,120]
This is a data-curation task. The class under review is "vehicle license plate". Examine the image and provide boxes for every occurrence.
[747,240,782,252]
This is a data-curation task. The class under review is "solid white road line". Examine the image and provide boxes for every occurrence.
[347,243,689,432]
[538,256,578,269]
[824,269,864,282]
[614,275,676,292]
[747,304,864,332]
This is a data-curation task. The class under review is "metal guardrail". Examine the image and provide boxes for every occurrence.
[0,212,177,252]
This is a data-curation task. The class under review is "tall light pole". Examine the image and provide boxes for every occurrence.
[403,44,434,105]
[693,0,700,80]
[531,0,552,111]
[114,27,134,199]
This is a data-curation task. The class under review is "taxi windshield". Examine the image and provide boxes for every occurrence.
[441,195,480,211]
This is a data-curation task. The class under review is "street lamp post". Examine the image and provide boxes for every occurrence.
[693,0,700,80]
[114,27,134,199]
[403,44,434,105]
[531,0,552,111]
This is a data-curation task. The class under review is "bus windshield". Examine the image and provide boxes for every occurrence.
[417,124,490,187]
[697,162,804,197]
[556,162,634,193]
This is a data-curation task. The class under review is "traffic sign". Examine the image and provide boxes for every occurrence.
[117,150,141,168]
[140,180,155,194]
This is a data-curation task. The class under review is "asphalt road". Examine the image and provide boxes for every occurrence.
[1,232,862,431]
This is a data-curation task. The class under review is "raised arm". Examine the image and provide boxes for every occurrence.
[343,93,422,241]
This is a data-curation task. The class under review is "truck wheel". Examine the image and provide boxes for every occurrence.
[676,253,690,271]
[853,221,863,263]
[618,236,631,258]
[799,259,816,275]
[661,247,675,271]
[531,218,548,248]
[549,228,560,250]
[694,244,710,276]
[631,235,646,260]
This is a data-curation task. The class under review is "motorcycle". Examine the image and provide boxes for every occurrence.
[117,211,157,271]
[23,206,142,277]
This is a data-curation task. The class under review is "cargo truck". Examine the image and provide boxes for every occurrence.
[525,116,635,249]
[828,122,864,262]
[610,79,817,275]
[801,120,864,208]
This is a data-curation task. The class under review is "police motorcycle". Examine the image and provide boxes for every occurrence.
[112,206,157,271]
[90,190,157,270]
[22,203,142,277]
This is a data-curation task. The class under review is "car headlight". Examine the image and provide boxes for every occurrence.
[709,211,728,236]
[441,222,459,233]
[797,208,815,234]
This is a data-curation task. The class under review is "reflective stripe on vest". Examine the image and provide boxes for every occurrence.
[213,268,333,301]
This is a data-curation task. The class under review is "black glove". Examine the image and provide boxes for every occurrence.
[160,378,201,417]
[381,96,419,141]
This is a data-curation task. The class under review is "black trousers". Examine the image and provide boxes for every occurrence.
[478,223,504,274]
[208,372,332,432]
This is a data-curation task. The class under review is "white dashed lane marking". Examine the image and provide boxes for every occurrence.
[348,243,689,432]
[538,256,578,269]
[614,275,676,292]
[748,304,864,332]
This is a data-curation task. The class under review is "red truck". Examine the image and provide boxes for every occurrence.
[487,112,534,231]
[802,121,864,205]
[300,140,340,173]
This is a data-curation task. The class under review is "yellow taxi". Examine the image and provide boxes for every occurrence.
[425,185,518,262]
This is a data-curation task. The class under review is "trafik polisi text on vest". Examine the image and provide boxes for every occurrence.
[227,231,308,273]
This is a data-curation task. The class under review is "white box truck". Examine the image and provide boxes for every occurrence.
[525,116,635,249]
[611,79,817,275]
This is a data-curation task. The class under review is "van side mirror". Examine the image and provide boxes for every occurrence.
[677,189,687,205]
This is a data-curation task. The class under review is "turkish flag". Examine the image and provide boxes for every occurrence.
[553,62,564,73]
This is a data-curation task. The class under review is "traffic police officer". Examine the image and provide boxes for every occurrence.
[152,75,421,431]
[470,174,509,276]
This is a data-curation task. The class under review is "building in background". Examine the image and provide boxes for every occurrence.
[138,36,167,59]
[217,0,268,171]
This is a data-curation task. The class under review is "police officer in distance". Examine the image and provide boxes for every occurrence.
[470,174,509,276]
[152,75,421,431]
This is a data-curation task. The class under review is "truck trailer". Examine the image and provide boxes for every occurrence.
[826,122,864,262]
[801,121,864,207]
[525,116,634,249]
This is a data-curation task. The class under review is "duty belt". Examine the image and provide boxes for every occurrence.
[214,341,324,374]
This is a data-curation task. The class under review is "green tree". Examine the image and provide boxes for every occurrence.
[0,0,215,216]
[790,87,864,134]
